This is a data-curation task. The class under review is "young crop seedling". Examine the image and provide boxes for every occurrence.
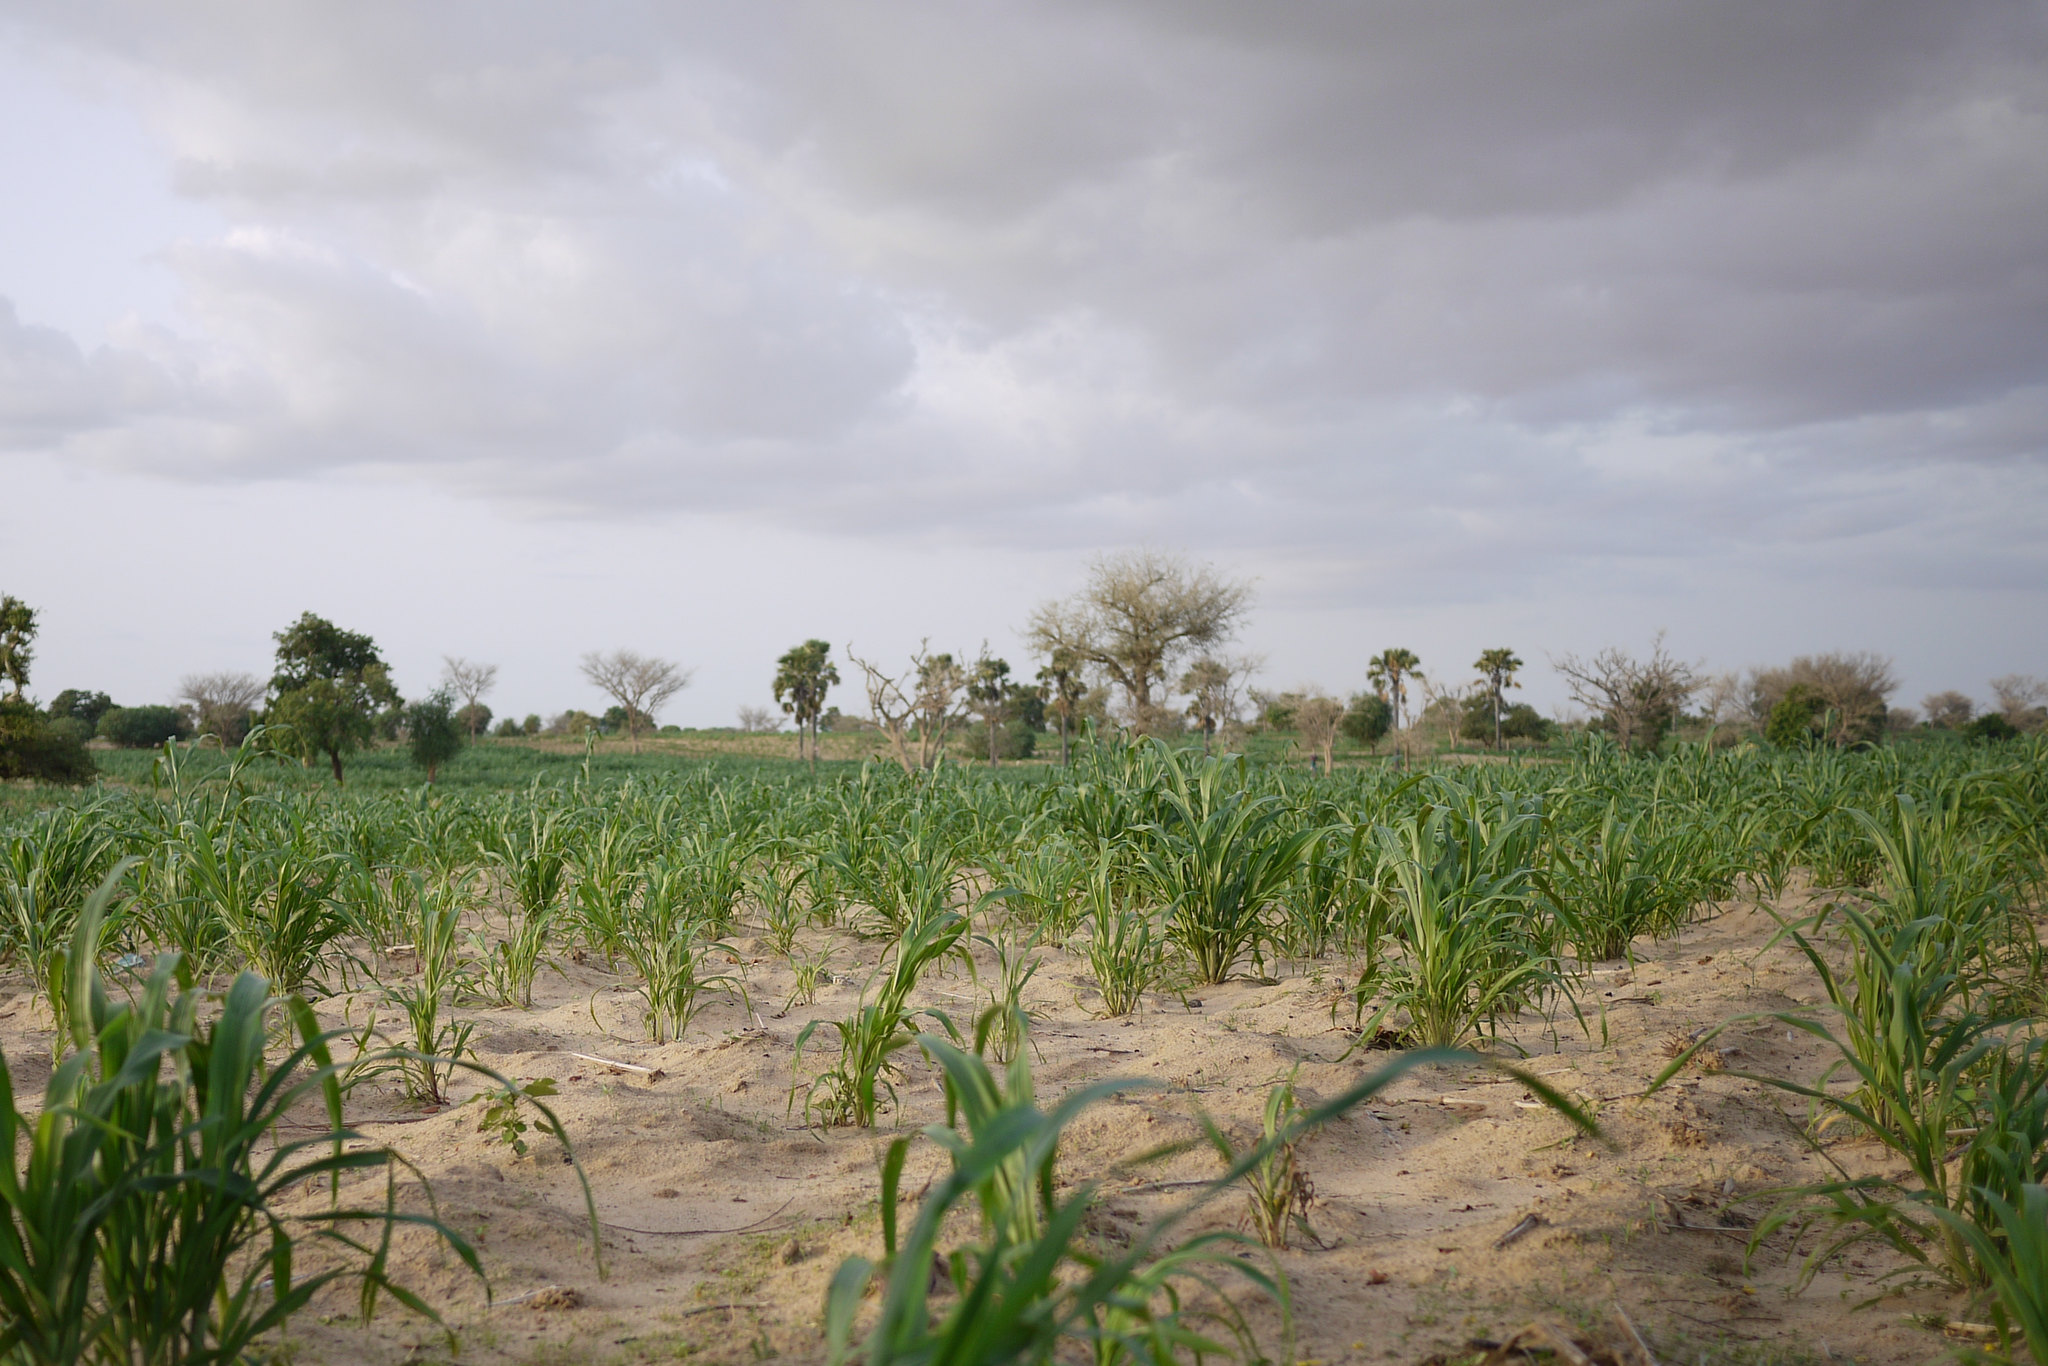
[792,910,971,1127]
[1205,1069,1319,1250]
[471,1077,562,1158]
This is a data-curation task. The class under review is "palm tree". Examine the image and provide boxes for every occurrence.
[1366,648,1423,731]
[773,640,840,770]
[1473,648,1524,750]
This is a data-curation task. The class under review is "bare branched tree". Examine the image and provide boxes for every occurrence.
[1746,652,1898,747]
[1293,694,1345,773]
[846,641,973,773]
[736,705,781,733]
[441,657,500,738]
[1990,674,2048,731]
[1922,690,1976,730]
[178,670,266,746]
[1552,633,1701,753]
[1026,550,1251,735]
[579,649,692,752]
[1181,653,1260,754]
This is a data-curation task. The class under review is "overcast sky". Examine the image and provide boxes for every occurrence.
[3,2,2044,727]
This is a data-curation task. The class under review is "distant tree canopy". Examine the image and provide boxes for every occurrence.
[1765,683,1826,748]
[1747,652,1896,748]
[1027,550,1250,735]
[405,689,465,783]
[0,595,36,701]
[48,689,117,730]
[98,705,188,749]
[1341,693,1392,747]
[0,697,92,783]
[266,612,401,785]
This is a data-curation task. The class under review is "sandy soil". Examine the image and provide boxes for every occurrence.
[0,886,1987,1366]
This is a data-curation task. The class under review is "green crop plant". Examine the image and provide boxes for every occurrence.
[567,816,646,967]
[477,805,570,1005]
[826,1037,1597,1366]
[1547,804,1699,962]
[379,873,479,1104]
[1655,903,2048,1292]
[0,809,119,1041]
[1204,1069,1317,1250]
[982,836,1089,938]
[974,926,1044,1064]
[0,876,492,1366]
[749,855,812,955]
[1353,805,1567,1051]
[792,910,971,1127]
[618,903,748,1044]
[1139,750,1321,984]
[785,947,833,1013]
[1079,852,1168,1018]
[200,838,349,998]
[1931,1183,2048,1366]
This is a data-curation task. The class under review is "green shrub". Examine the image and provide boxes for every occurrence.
[45,689,114,729]
[1967,713,2022,743]
[404,690,465,783]
[96,705,186,748]
[1341,693,1391,746]
[1766,683,1825,748]
[0,700,93,783]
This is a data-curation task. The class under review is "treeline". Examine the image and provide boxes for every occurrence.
[4,555,2044,787]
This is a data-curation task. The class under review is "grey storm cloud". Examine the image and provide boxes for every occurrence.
[0,0,2043,580]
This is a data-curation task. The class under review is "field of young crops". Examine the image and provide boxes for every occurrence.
[1,734,2044,1366]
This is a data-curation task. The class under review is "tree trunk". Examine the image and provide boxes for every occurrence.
[1058,716,1069,765]
[427,760,438,784]
[328,749,345,785]
[987,712,1000,766]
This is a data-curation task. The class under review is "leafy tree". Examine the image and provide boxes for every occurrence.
[1365,649,1422,731]
[266,612,402,784]
[0,698,92,783]
[47,689,117,730]
[441,657,499,738]
[966,653,1013,766]
[97,705,187,748]
[494,717,523,738]
[773,639,840,769]
[1341,692,1391,747]
[1764,683,1825,748]
[579,649,691,752]
[1964,712,2020,743]
[1035,647,1088,765]
[1472,648,1524,749]
[0,595,35,701]
[522,714,542,736]
[1026,550,1251,734]
[405,689,465,783]
[178,671,265,745]
[1499,703,1552,742]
